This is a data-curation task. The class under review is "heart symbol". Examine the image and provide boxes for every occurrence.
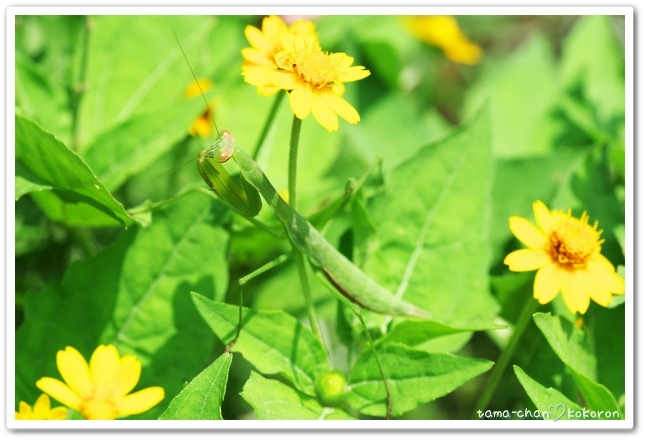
[548,404,566,421]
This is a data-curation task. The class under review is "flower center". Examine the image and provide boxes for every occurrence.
[547,211,602,268]
[298,51,335,88]
[79,398,119,420]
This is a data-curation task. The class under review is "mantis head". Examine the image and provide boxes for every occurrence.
[197,130,261,217]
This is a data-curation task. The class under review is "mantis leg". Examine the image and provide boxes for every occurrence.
[314,270,393,420]
[226,252,293,351]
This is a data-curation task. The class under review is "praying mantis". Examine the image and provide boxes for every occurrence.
[175,32,430,419]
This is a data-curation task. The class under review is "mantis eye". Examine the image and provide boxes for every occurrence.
[218,130,235,162]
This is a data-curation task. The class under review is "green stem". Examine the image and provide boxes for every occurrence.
[288,115,302,209]
[287,114,324,344]
[471,296,538,419]
[250,92,285,159]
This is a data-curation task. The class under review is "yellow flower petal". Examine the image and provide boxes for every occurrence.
[33,394,51,416]
[16,401,32,419]
[278,31,296,53]
[533,263,561,304]
[338,65,371,82]
[288,85,313,120]
[191,116,212,138]
[263,15,287,42]
[560,269,591,314]
[116,387,165,417]
[509,216,546,249]
[241,48,274,67]
[242,66,273,87]
[36,377,82,410]
[184,79,213,98]
[323,92,360,124]
[265,70,301,90]
[90,344,120,388]
[112,355,141,397]
[257,86,281,96]
[48,407,68,420]
[504,249,551,271]
[587,255,625,294]
[57,347,92,398]
[532,200,553,234]
[312,94,339,132]
[444,41,482,65]
[244,25,272,53]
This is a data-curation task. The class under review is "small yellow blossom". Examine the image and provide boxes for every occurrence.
[185,79,216,138]
[15,394,67,420]
[36,344,164,420]
[258,34,370,132]
[242,15,317,95]
[406,16,482,65]
[504,200,625,315]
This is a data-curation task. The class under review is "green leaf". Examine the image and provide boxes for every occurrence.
[81,97,207,192]
[15,193,230,418]
[191,295,330,397]
[241,372,355,420]
[464,33,558,158]
[362,106,498,329]
[75,16,217,148]
[376,316,506,349]
[513,365,583,420]
[159,352,232,420]
[346,343,494,417]
[590,303,625,398]
[347,93,450,171]
[560,16,625,130]
[15,53,72,145]
[15,115,135,227]
[570,370,622,417]
[533,312,596,380]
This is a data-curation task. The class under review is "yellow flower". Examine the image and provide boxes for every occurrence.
[15,394,67,420]
[185,79,216,138]
[504,200,625,315]
[259,34,370,132]
[242,15,317,95]
[406,16,483,65]
[36,344,164,420]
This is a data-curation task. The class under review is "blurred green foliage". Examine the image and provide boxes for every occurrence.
[14,14,626,421]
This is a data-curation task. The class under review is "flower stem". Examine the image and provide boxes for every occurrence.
[250,92,285,159]
[471,296,538,419]
[288,115,302,209]
[287,114,324,345]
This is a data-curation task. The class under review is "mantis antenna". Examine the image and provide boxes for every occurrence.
[172,28,221,139]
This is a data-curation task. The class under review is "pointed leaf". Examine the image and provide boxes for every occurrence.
[15,115,134,227]
[82,98,207,192]
[159,352,232,420]
[346,343,493,417]
[191,295,329,397]
[513,365,583,421]
[376,316,506,348]
[362,107,498,329]
[464,34,558,158]
[533,312,596,380]
[570,370,622,417]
